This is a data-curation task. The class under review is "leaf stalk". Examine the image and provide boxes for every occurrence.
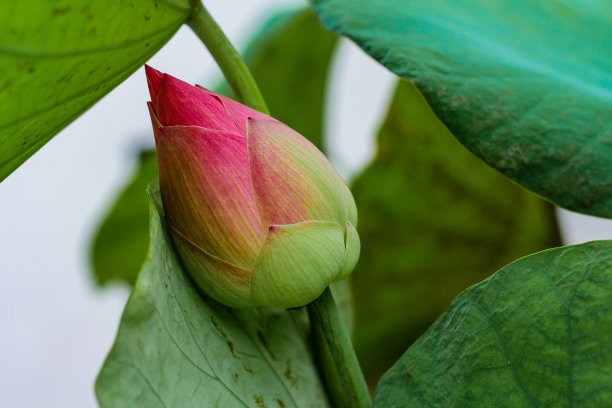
[187,1,269,113]
[308,288,372,407]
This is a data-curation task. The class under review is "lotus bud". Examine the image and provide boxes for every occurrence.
[145,65,359,309]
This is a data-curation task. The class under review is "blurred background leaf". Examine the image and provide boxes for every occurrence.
[90,7,338,286]
[375,240,612,407]
[91,149,157,285]
[0,0,193,182]
[349,80,561,385]
[97,187,330,407]
[312,0,612,218]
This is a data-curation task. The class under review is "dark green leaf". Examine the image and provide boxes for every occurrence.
[375,240,612,407]
[96,186,330,407]
[312,0,612,217]
[91,149,157,286]
[350,81,560,382]
[0,0,193,182]
[218,8,338,149]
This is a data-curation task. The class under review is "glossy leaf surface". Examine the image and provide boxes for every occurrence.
[375,241,612,407]
[0,0,192,181]
[96,187,330,407]
[350,81,560,382]
[312,0,612,217]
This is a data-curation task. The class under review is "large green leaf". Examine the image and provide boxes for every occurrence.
[0,0,193,182]
[350,81,560,382]
[96,185,330,407]
[90,8,337,286]
[91,149,157,286]
[375,240,612,407]
[312,0,612,218]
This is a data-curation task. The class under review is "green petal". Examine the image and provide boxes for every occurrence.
[250,221,346,308]
[346,194,358,228]
[168,224,256,308]
[339,221,360,279]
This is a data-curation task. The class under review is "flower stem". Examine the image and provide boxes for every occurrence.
[307,288,372,408]
[187,1,269,114]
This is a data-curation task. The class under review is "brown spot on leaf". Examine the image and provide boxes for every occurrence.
[210,317,226,337]
[253,395,266,407]
[283,361,298,388]
[210,317,237,357]
[226,340,236,357]
[52,7,71,16]
[257,330,276,360]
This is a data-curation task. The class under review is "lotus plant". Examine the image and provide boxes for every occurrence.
[145,66,360,309]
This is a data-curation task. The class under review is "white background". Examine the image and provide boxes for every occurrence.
[1,0,611,406]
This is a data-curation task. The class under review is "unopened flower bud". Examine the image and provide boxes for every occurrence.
[146,66,359,309]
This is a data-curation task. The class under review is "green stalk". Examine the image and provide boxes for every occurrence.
[308,288,372,408]
[187,1,269,114]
